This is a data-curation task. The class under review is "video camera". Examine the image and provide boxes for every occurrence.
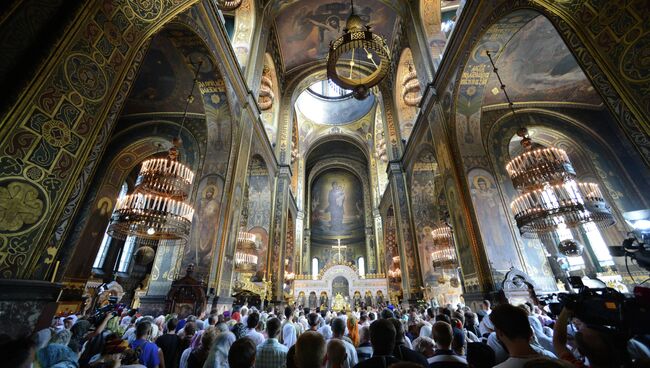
[89,296,125,325]
[548,277,650,336]
[608,209,650,273]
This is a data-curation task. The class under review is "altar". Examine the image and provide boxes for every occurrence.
[293,261,388,310]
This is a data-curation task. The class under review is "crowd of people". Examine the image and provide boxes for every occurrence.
[2,299,649,368]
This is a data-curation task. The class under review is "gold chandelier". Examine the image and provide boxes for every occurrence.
[326,0,391,100]
[216,0,242,11]
[108,63,202,245]
[485,51,615,237]
[234,231,258,272]
[431,222,457,268]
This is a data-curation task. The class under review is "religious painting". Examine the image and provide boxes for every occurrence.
[482,16,600,106]
[275,0,398,71]
[444,179,475,276]
[185,174,224,275]
[310,169,365,254]
[409,152,439,285]
[246,156,271,230]
[467,168,521,272]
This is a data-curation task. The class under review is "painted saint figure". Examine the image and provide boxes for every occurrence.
[327,181,345,230]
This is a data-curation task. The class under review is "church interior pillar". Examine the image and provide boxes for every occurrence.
[267,165,292,302]
[387,162,423,303]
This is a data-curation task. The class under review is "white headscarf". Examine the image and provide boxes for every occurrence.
[204,332,236,368]
[282,322,297,348]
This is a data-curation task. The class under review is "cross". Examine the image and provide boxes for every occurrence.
[332,239,347,263]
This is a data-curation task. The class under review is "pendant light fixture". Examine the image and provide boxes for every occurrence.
[107,62,203,245]
[486,50,615,237]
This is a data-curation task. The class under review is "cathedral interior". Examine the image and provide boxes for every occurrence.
[1,0,649,337]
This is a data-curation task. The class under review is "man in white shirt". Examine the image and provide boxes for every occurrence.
[245,311,265,346]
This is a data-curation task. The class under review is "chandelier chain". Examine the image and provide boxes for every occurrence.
[177,60,203,142]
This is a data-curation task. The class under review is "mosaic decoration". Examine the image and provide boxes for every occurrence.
[467,168,522,272]
[394,48,418,142]
[419,0,447,60]
[0,0,211,279]
[536,0,650,134]
[274,0,399,72]
[0,180,46,233]
[408,150,440,286]
[388,163,422,294]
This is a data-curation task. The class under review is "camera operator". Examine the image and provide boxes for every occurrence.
[553,307,625,367]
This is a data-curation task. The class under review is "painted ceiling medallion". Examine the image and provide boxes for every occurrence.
[326,0,391,100]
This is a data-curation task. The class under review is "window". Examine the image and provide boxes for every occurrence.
[223,15,235,40]
[92,228,112,269]
[116,236,136,273]
[358,257,365,277]
[92,183,128,269]
[312,257,319,280]
[582,223,615,267]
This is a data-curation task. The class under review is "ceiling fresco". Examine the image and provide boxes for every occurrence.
[274,0,400,72]
[123,34,204,115]
[482,16,601,107]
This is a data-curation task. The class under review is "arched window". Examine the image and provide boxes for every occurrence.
[358,257,365,277]
[116,235,136,273]
[312,257,319,280]
[93,183,128,269]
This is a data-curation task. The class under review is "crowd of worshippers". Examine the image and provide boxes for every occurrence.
[2,299,650,368]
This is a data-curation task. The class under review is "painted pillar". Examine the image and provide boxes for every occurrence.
[387,161,423,302]
[373,210,385,274]
[208,107,256,312]
[267,165,291,302]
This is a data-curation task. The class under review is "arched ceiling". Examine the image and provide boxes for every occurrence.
[482,15,601,107]
[307,139,368,169]
[272,0,402,73]
[123,32,205,115]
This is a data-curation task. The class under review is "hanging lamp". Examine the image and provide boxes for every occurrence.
[107,63,203,245]
[326,0,391,100]
[485,51,615,238]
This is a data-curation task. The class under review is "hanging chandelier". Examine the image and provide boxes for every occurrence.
[234,231,258,272]
[216,0,242,11]
[401,63,421,107]
[107,63,202,245]
[326,0,391,100]
[431,223,457,268]
[485,51,615,238]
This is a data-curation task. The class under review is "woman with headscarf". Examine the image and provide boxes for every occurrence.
[230,323,246,340]
[37,342,79,368]
[203,332,235,368]
[68,320,91,353]
[154,316,166,339]
[50,329,72,346]
[106,316,125,336]
[187,329,216,368]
